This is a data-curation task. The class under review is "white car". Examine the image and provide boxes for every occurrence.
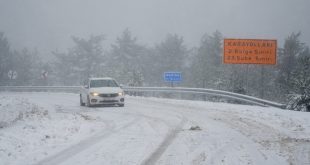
[80,77,125,107]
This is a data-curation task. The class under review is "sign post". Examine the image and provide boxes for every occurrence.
[164,72,182,87]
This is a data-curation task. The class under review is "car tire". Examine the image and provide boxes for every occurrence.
[80,95,85,106]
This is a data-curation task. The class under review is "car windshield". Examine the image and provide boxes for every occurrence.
[89,80,119,88]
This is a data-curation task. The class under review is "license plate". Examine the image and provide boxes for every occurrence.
[103,98,114,101]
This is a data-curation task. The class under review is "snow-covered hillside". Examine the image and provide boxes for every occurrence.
[0,92,309,165]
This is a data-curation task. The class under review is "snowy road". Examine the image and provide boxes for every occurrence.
[1,92,310,165]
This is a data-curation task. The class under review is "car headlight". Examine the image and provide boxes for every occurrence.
[90,92,99,96]
[118,92,124,96]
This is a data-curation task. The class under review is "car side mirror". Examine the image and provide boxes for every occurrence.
[84,85,89,89]
[120,84,124,88]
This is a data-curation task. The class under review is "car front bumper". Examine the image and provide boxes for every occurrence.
[89,95,125,105]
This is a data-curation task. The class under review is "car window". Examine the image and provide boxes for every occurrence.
[89,80,119,88]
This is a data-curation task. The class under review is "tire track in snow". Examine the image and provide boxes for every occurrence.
[141,117,187,165]
[168,108,274,165]
[35,99,180,165]
[134,98,286,164]
[34,117,140,165]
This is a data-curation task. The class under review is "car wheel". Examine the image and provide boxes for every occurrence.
[80,95,85,106]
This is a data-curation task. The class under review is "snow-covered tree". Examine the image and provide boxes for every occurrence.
[191,31,224,89]
[12,48,41,85]
[276,32,310,111]
[287,47,310,111]
[0,33,43,86]
[53,35,105,85]
[71,35,105,79]
[277,32,305,94]
[109,29,147,85]
[0,32,12,85]
[151,34,188,86]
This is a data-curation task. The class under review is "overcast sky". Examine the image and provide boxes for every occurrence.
[0,0,309,57]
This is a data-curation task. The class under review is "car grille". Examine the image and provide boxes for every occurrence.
[99,93,118,97]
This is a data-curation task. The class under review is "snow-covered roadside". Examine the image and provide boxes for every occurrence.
[0,94,107,165]
[138,96,310,137]
[134,96,310,164]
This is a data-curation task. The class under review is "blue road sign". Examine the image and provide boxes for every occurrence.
[164,72,182,82]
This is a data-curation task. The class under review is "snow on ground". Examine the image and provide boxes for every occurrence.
[0,93,108,165]
[140,97,310,165]
[0,92,310,165]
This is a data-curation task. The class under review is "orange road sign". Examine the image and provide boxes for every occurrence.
[223,39,277,65]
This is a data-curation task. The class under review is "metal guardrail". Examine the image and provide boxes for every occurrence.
[125,87,286,109]
[0,86,286,109]
[0,86,80,91]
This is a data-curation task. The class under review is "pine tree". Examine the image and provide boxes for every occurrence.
[109,29,147,85]
[52,35,105,85]
[277,32,305,95]
[191,31,223,89]
[153,34,188,86]
[0,32,12,85]
[13,48,41,85]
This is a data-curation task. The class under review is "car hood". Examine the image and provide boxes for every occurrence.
[89,87,123,94]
